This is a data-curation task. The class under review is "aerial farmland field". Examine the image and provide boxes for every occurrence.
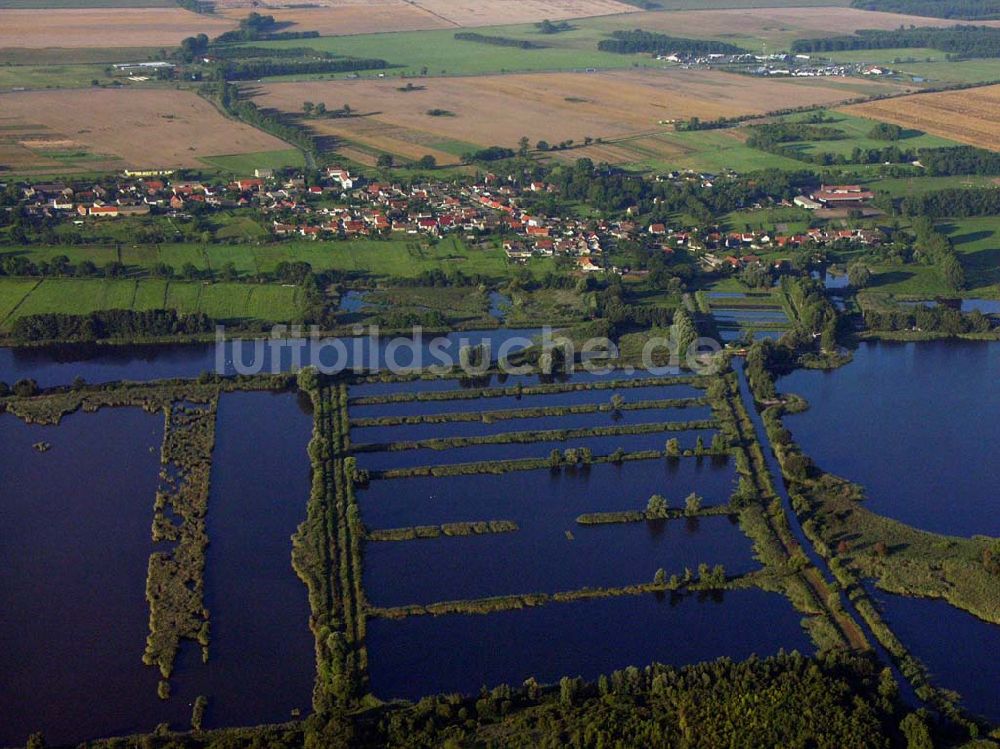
[0,88,294,172]
[843,84,1000,151]
[0,7,235,48]
[253,68,902,165]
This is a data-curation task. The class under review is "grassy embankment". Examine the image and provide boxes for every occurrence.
[291,373,369,709]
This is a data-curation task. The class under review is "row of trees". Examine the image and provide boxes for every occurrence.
[598,29,746,55]
[744,122,846,148]
[221,57,387,81]
[453,32,545,49]
[897,186,1000,218]
[911,216,966,290]
[210,82,317,157]
[851,0,1000,20]
[919,145,1000,175]
[9,309,214,342]
[864,303,994,333]
[791,25,1000,57]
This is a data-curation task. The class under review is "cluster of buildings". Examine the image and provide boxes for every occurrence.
[656,52,891,79]
[9,168,884,279]
[794,184,876,210]
[698,226,884,271]
[750,62,891,78]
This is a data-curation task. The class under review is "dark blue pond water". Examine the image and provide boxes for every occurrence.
[361,459,748,607]
[0,394,316,746]
[0,329,541,388]
[713,308,789,325]
[868,587,1000,723]
[355,429,718,471]
[780,340,1000,537]
[350,368,684,398]
[489,291,511,321]
[351,404,713,444]
[720,329,786,343]
[366,515,751,607]
[0,409,173,747]
[366,588,812,700]
[339,290,370,312]
[961,298,1000,315]
[192,391,315,729]
[349,383,704,420]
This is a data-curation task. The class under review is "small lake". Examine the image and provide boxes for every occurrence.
[350,367,681,398]
[719,329,785,343]
[960,298,1000,315]
[0,329,542,388]
[361,460,749,607]
[0,393,316,745]
[780,340,1000,537]
[868,588,1000,724]
[349,382,703,420]
[338,290,371,313]
[713,309,789,325]
[0,408,172,746]
[192,391,315,729]
[354,428,718,471]
[488,291,511,322]
[367,588,812,700]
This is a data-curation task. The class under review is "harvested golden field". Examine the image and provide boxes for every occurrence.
[255,69,901,163]
[0,8,235,48]
[216,0,636,34]
[602,6,1000,46]
[843,85,1000,152]
[216,0,451,36]
[0,89,292,171]
[409,0,637,26]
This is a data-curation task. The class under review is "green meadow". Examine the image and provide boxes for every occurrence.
[0,277,305,329]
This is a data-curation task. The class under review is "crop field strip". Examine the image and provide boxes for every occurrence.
[842,84,1000,152]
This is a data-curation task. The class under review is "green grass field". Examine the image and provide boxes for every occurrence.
[0,64,119,90]
[0,47,164,65]
[0,277,305,329]
[861,217,1000,298]
[198,149,305,175]
[0,278,40,327]
[870,174,999,198]
[769,110,959,160]
[256,29,638,78]
[722,207,812,233]
[258,0,856,78]
[616,130,810,174]
[2,235,551,282]
[943,217,1000,295]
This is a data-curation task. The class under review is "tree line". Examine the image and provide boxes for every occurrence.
[864,303,993,334]
[221,57,387,81]
[454,32,545,49]
[10,309,214,343]
[791,25,1000,57]
[851,0,1000,20]
[744,122,846,148]
[598,29,746,55]
[919,145,1000,175]
[910,216,966,290]
[207,82,317,158]
[897,186,1000,218]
